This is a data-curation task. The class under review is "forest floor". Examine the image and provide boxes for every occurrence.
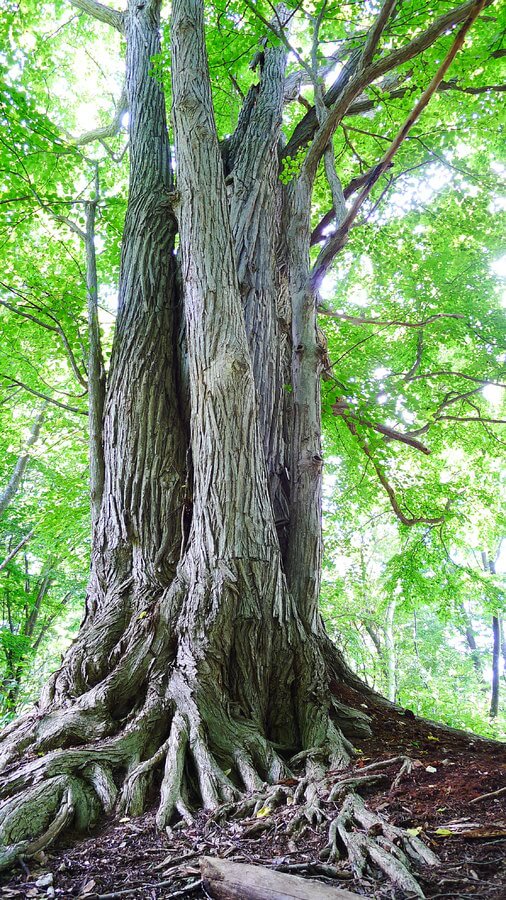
[1,683,505,900]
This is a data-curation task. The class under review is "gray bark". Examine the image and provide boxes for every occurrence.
[84,187,106,537]
[0,406,46,517]
[43,0,186,705]
[228,46,292,556]
[284,175,324,629]
[0,0,373,867]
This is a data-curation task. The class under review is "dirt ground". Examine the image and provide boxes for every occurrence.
[1,684,504,899]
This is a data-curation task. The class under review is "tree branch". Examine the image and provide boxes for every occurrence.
[407,370,506,388]
[0,288,88,390]
[0,406,47,516]
[71,84,128,146]
[0,376,88,416]
[359,0,398,70]
[310,0,487,290]
[285,0,492,163]
[332,401,431,455]
[0,527,37,573]
[438,415,506,425]
[343,418,445,527]
[318,311,466,328]
[344,77,506,118]
[69,0,125,32]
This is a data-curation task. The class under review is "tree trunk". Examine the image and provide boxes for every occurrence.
[490,615,500,718]
[84,189,106,537]
[0,0,370,870]
[0,405,46,517]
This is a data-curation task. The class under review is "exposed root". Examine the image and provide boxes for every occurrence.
[0,776,97,872]
[326,792,439,897]
[155,712,190,828]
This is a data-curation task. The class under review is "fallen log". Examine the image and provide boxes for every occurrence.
[200,857,368,900]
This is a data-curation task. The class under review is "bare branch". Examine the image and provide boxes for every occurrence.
[332,400,431,455]
[69,0,125,32]
[310,0,487,290]
[71,84,127,146]
[318,310,466,328]
[438,415,506,425]
[363,0,492,90]
[285,0,492,163]
[345,77,506,118]
[359,0,398,70]
[0,527,37,573]
[407,370,506,388]
[0,376,88,416]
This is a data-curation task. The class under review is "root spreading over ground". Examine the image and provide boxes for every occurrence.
[1,681,504,899]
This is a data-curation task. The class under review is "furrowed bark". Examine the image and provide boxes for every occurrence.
[228,42,291,557]
[284,174,323,630]
[43,0,186,704]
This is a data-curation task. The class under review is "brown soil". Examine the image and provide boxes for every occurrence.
[1,688,504,900]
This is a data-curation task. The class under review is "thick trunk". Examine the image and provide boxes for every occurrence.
[40,0,186,713]
[228,46,292,558]
[284,177,324,629]
[0,0,370,870]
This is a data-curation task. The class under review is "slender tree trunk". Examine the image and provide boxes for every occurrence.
[384,601,397,703]
[0,406,46,517]
[482,552,500,718]
[84,183,106,537]
[284,176,324,629]
[490,611,500,719]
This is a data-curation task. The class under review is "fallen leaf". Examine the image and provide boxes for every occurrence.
[435,828,454,836]
[406,827,422,836]
[256,805,272,818]
[427,734,439,741]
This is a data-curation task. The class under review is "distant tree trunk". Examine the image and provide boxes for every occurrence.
[84,187,106,537]
[0,406,46,517]
[482,552,500,718]
[460,603,482,674]
[490,614,500,718]
[384,602,397,703]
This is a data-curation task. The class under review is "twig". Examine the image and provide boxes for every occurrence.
[469,785,506,804]
[96,878,201,899]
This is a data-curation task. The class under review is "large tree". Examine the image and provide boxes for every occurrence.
[0,0,503,889]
